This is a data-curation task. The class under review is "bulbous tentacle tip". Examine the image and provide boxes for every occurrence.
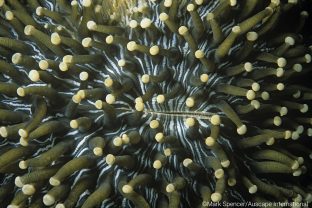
[49,177,61,186]
[211,192,222,202]
[55,204,66,208]
[43,194,55,206]
[237,125,247,135]
[22,184,36,195]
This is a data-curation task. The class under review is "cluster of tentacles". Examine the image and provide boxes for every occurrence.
[1,0,312,207]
